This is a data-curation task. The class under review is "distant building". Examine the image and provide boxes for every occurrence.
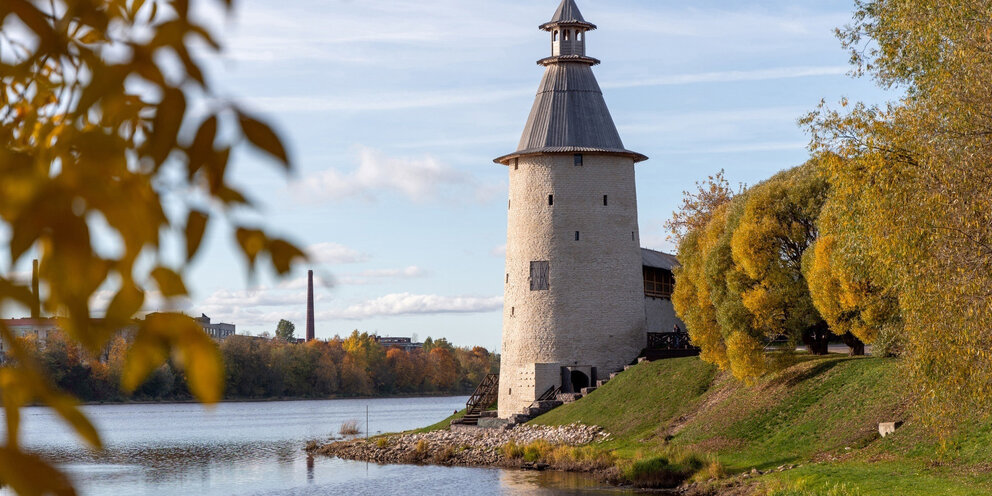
[0,317,59,354]
[375,336,424,352]
[193,314,236,340]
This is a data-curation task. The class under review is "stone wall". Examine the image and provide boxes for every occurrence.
[644,297,686,333]
[498,153,646,418]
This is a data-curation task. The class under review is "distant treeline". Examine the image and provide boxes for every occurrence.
[18,330,498,402]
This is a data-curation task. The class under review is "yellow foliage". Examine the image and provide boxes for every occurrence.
[0,0,303,491]
[726,331,766,383]
[803,0,992,427]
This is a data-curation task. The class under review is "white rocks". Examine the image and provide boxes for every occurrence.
[311,422,611,467]
[878,421,902,438]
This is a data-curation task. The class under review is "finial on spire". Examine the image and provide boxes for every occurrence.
[540,0,596,31]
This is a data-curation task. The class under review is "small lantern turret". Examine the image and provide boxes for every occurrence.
[540,0,597,63]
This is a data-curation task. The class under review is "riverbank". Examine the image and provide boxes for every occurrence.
[310,356,992,495]
[308,423,613,473]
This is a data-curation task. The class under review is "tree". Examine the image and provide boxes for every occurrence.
[0,0,303,492]
[275,320,296,342]
[730,164,835,357]
[805,0,992,427]
[665,169,740,244]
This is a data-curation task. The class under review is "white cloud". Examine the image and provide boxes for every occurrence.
[307,242,369,264]
[335,266,427,286]
[603,66,848,90]
[291,146,489,203]
[324,293,502,320]
[247,87,532,113]
[490,244,506,257]
[246,66,846,115]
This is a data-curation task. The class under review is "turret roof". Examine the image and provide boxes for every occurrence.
[494,1,646,165]
[540,0,596,30]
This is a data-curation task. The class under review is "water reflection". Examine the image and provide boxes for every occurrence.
[2,397,647,496]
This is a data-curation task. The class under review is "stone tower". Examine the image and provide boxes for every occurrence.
[494,0,649,419]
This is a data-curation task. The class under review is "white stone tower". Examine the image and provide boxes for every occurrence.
[494,0,649,419]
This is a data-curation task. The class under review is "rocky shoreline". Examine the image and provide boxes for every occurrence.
[307,423,611,470]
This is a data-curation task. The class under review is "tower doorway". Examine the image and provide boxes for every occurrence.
[570,370,590,391]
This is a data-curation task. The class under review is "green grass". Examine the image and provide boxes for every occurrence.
[528,355,992,495]
[531,357,717,452]
[406,408,466,434]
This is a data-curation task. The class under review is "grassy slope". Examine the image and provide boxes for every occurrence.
[407,408,466,434]
[530,356,992,495]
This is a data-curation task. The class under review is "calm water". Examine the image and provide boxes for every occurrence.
[1,397,644,495]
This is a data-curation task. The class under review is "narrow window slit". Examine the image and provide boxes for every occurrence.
[575,231,580,241]
[603,195,608,206]
[548,194,554,206]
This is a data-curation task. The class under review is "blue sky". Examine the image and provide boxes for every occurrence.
[4,0,894,350]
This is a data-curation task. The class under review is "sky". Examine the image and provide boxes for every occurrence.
[3,0,895,351]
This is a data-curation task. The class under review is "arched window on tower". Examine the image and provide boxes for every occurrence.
[564,30,570,41]
[553,30,558,42]
[577,31,583,41]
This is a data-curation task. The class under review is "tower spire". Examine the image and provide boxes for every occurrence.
[494,0,646,166]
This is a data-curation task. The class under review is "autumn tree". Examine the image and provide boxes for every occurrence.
[805,0,992,426]
[670,172,739,371]
[664,169,739,244]
[730,164,839,357]
[0,0,303,491]
[803,195,901,352]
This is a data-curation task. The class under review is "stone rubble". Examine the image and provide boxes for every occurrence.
[308,423,610,468]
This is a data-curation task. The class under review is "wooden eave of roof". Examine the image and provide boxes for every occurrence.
[494,148,648,165]
[537,55,600,67]
[540,20,597,31]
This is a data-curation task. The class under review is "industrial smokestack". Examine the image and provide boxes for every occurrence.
[31,259,40,320]
[306,270,315,342]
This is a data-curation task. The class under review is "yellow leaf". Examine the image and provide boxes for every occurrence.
[185,210,208,262]
[145,88,186,165]
[174,324,224,404]
[79,30,103,44]
[150,266,187,297]
[43,394,102,450]
[105,282,145,325]
[267,238,306,275]
[235,228,266,268]
[121,326,169,393]
[123,314,223,403]
[237,111,289,168]
[0,447,76,496]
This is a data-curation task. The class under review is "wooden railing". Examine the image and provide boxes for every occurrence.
[537,385,561,401]
[465,373,499,415]
[647,331,698,350]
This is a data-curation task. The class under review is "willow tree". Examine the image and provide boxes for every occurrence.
[806,0,992,426]
[729,165,841,356]
[0,0,303,492]
[803,186,902,352]
[670,173,738,371]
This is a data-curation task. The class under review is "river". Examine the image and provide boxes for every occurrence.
[1,396,646,495]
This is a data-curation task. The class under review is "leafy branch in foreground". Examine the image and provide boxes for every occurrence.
[0,0,304,493]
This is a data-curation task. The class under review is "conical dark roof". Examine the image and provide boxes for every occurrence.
[494,1,646,165]
[540,0,596,30]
